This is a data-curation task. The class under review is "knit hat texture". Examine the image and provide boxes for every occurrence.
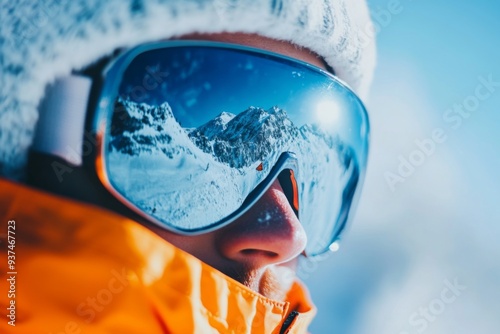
[0,0,376,179]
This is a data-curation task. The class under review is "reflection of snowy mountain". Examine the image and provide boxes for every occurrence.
[110,98,350,170]
[110,98,192,159]
[189,106,301,168]
[193,111,235,139]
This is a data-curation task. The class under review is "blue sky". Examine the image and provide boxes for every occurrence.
[371,0,500,212]
[306,1,500,333]
[119,44,357,128]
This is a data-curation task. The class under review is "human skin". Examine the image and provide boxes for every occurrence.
[143,33,328,301]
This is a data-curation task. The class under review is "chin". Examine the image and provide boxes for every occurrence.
[259,265,297,301]
[229,263,297,301]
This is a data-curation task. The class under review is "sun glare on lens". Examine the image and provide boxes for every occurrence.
[329,242,340,252]
[315,99,342,127]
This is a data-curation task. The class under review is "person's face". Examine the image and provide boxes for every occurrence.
[139,33,328,301]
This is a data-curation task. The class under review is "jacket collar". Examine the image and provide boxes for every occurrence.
[1,178,316,333]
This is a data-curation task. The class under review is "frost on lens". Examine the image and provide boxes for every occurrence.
[107,97,356,242]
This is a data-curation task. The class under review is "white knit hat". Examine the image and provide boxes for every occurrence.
[0,0,376,179]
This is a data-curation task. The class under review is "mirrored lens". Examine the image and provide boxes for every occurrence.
[100,43,368,255]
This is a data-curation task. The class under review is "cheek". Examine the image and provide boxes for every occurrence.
[146,223,218,260]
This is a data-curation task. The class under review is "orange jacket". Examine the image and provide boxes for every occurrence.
[0,179,316,333]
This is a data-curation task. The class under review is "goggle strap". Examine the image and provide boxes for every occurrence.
[32,75,92,166]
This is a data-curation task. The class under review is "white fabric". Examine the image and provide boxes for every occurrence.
[0,0,376,179]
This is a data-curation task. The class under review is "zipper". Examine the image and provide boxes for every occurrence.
[279,311,299,334]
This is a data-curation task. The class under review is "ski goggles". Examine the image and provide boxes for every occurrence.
[91,41,369,257]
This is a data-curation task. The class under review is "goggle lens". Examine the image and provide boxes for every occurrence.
[95,42,369,256]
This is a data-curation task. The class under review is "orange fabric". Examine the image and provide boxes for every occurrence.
[0,179,316,333]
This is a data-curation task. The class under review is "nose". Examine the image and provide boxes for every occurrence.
[216,179,307,268]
